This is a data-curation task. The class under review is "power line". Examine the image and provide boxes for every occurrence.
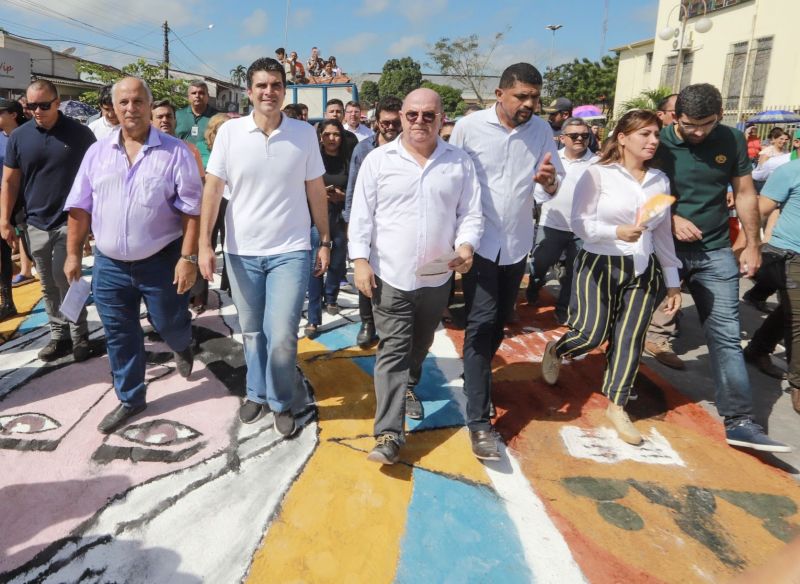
[170,29,224,78]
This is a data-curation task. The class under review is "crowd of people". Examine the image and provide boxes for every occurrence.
[0,56,796,467]
[275,46,348,85]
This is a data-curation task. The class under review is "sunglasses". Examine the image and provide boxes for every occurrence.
[379,119,401,129]
[26,98,57,111]
[563,132,591,141]
[404,110,439,124]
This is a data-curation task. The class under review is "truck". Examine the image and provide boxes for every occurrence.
[284,82,359,121]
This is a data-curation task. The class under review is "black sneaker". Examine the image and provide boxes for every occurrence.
[38,338,72,362]
[174,346,194,378]
[367,434,400,465]
[405,389,424,420]
[98,403,146,434]
[274,410,297,437]
[725,419,792,453]
[72,337,91,362]
[239,400,265,424]
[470,430,500,461]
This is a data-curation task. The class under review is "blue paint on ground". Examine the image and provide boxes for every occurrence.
[17,299,48,335]
[317,321,361,352]
[395,467,533,584]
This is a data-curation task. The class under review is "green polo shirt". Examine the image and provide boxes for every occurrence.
[655,123,752,252]
[175,104,218,167]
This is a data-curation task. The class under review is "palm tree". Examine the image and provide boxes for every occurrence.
[619,88,674,113]
[230,65,247,88]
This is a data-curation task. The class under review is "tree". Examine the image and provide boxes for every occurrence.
[543,55,619,113]
[230,65,247,88]
[427,31,505,106]
[76,59,190,108]
[619,87,674,113]
[377,57,422,100]
[420,80,464,116]
[359,80,380,108]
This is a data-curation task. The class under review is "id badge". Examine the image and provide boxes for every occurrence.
[191,125,199,137]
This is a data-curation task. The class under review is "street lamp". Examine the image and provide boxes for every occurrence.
[545,24,563,70]
[657,1,712,92]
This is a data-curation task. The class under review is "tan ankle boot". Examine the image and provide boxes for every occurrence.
[606,403,643,446]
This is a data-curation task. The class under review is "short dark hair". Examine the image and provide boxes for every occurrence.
[499,63,543,89]
[247,57,286,88]
[151,99,176,114]
[675,83,722,119]
[28,79,59,100]
[562,117,589,131]
[326,98,344,109]
[464,104,482,114]
[376,96,402,119]
[296,102,308,111]
[98,84,113,107]
[345,101,360,111]
[441,120,456,129]
[282,103,301,117]
[275,47,286,56]
[656,93,678,112]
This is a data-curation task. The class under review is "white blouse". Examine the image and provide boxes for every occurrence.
[570,163,681,288]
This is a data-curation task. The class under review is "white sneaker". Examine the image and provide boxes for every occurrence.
[541,341,561,385]
[606,403,643,446]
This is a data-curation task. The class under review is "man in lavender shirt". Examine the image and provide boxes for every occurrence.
[64,77,203,434]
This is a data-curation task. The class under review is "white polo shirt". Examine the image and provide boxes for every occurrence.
[348,136,483,292]
[539,148,598,231]
[206,113,325,256]
[344,122,374,143]
[571,163,680,288]
[450,105,565,266]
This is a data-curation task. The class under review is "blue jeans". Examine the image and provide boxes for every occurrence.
[226,250,310,412]
[679,247,752,423]
[92,239,192,408]
[307,212,347,325]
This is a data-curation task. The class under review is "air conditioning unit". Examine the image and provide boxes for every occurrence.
[672,33,693,51]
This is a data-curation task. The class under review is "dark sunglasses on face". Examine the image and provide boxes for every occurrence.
[379,119,401,129]
[26,98,57,111]
[564,132,590,141]
[404,110,439,124]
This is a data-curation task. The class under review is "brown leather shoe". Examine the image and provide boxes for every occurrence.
[743,346,786,380]
[643,339,685,370]
[792,388,800,414]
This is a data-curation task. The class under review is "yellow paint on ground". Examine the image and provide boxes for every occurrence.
[0,280,41,343]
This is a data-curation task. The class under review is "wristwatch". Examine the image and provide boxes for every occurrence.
[318,241,333,249]
[181,254,198,264]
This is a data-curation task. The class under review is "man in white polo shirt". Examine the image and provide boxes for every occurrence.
[198,57,331,438]
[349,88,483,465]
[450,62,564,461]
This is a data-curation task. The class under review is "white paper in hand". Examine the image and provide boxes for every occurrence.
[415,251,460,277]
[61,278,91,323]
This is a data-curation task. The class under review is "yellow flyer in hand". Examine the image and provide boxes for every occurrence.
[636,193,676,228]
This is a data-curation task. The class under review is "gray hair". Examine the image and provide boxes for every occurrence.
[562,117,589,131]
[111,77,153,104]
[188,79,209,92]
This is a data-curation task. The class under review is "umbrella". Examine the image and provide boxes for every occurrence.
[746,110,800,124]
[58,100,98,121]
[572,105,604,119]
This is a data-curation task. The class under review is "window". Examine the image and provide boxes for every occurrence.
[686,0,753,18]
[660,55,677,90]
[721,41,748,110]
[644,52,653,74]
[743,36,773,109]
[680,52,694,90]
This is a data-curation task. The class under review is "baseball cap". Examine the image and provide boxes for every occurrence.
[0,98,23,116]
[543,97,573,114]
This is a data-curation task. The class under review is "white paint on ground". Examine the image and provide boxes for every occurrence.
[560,425,686,466]
[429,327,588,584]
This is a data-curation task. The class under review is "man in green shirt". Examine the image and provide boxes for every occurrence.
[175,80,218,167]
[655,83,790,453]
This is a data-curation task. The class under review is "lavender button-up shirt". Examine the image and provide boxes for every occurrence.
[64,126,202,261]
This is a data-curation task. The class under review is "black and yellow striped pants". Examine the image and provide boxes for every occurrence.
[554,250,665,405]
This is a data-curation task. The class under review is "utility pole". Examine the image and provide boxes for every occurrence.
[163,20,170,79]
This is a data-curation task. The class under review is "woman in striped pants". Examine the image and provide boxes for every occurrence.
[540,110,682,445]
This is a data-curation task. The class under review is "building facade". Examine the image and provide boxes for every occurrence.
[613,0,800,123]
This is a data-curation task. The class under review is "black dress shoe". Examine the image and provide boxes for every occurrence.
[367,434,400,465]
[38,338,72,362]
[174,346,194,378]
[470,430,500,461]
[356,321,378,348]
[405,389,424,420]
[98,403,146,434]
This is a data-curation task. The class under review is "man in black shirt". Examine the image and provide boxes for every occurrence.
[0,80,96,361]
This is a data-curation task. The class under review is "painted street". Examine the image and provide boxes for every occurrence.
[1,271,798,583]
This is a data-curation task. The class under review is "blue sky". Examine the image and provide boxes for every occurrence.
[2,0,658,80]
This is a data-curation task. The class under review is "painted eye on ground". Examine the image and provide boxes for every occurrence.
[0,413,61,434]
[119,419,202,446]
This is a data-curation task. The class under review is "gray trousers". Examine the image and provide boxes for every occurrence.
[27,224,88,342]
[372,277,450,441]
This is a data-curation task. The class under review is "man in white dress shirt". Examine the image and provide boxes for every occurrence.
[450,63,564,461]
[349,88,483,465]
[343,101,374,143]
